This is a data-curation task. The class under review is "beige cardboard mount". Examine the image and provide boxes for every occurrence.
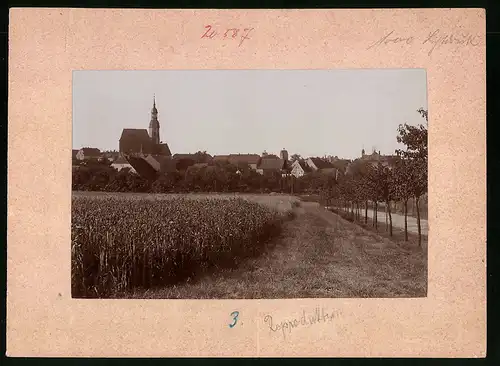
[7,8,486,357]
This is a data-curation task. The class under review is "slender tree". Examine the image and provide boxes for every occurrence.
[374,163,395,236]
[395,108,428,246]
[392,158,412,241]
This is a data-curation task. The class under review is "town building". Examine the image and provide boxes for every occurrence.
[360,148,398,167]
[305,157,336,171]
[173,153,200,161]
[327,156,351,173]
[305,157,343,179]
[76,147,101,160]
[111,155,137,173]
[290,160,313,178]
[345,148,398,175]
[118,96,172,157]
[279,148,289,161]
[227,154,261,170]
[102,151,120,162]
[256,155,289,175]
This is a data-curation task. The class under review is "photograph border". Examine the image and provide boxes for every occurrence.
[7,7,486,357]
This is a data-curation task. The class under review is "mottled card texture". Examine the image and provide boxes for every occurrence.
[7,8,485,357]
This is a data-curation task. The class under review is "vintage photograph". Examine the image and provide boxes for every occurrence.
[71,69,428,299]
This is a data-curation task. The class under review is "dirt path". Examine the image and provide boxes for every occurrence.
[132,202,427,299]
[364,208,429,235]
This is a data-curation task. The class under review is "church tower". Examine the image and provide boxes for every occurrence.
[149,95,160,145]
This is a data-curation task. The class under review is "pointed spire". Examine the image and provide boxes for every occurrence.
[151,94,158,115]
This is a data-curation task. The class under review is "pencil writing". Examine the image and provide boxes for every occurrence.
[367,29,481,56]
[201,25,255,47]
[263,308,340,340]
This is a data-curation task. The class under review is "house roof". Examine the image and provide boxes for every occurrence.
[126,155,159,180]
[380,155,399,164]
[79,147,101,156]
[213,155,230,161]
[330,159,351,172]
[173,153,198,160]
[193,163,209,168]
[103,151,120,158]
[320,167,338,175]
[296,160,313,173]
[149,155,177,173]
[308,157,335,169]
[228,154,261,165]
[112,155,129,164]
[257,158,286,171]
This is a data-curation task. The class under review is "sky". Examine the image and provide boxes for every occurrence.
[73,69,427,160]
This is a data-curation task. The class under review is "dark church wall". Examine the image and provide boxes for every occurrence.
[119,138,153,154]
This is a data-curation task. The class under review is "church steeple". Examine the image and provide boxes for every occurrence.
[149,94,160,145]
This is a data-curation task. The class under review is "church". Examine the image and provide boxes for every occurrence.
[119,96,172,157]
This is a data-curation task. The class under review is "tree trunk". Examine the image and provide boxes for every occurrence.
[416,196,422,247]
[372,201,376,227]
[374,201,378,230]
[365,200,368,224]
[387,200,393,236]
[404,199,408,241]
[372,201,374,227]
[385,204,388,232]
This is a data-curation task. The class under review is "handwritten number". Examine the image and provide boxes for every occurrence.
[229,311,239,328]
[239,28,254,47]
[223,28,238,38]
[201,25,254,46]
[201,25,217,39]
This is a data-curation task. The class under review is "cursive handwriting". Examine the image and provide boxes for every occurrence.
[264,308,340,340]
[367,29,480,56]
[367,30,415,49]
[422,29,480,56]
[201,25,255,47]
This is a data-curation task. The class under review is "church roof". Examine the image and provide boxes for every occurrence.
[120,128,150,142]
[152,142,171,156]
